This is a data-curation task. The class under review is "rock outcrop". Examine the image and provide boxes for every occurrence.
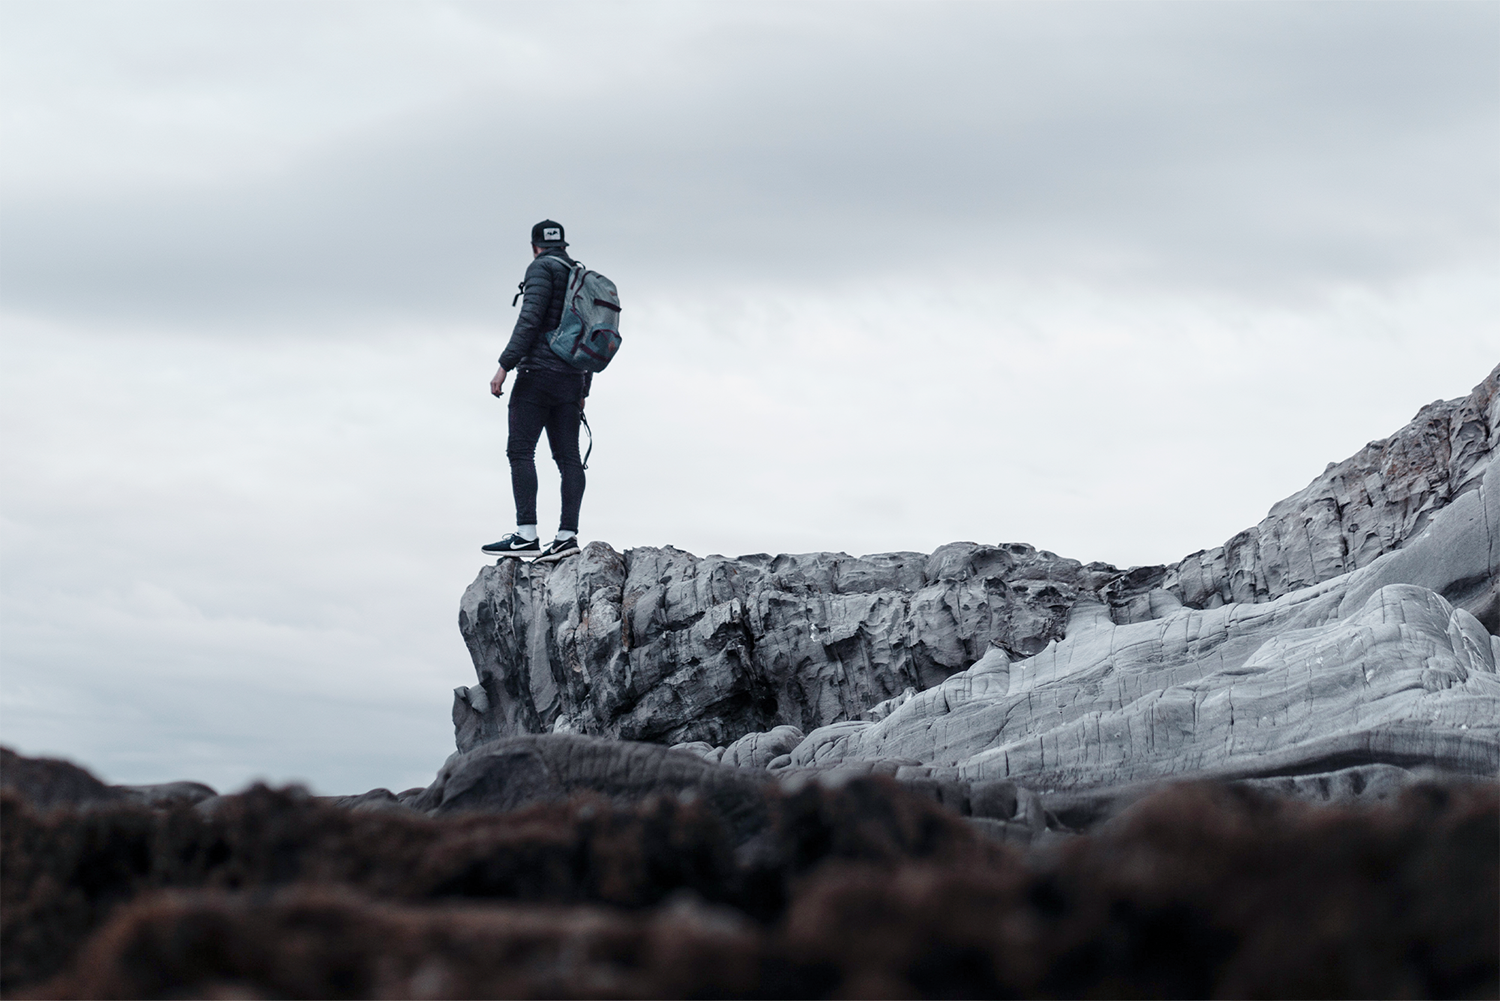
[1147,366,1498,623]
[456,540,1114,751]
[794,582,1499,787]
[454,365,1500,793]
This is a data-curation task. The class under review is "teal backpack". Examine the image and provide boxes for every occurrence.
[546,259,622,373]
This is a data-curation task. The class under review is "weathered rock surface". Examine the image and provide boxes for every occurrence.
[798,583,1499,788]
[455,365,1500,793]
[457,540,1112,750]
[1147,364,1499,624]
[413,733,777,841]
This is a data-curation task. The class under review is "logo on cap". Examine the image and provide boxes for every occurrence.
[543,227,562,241]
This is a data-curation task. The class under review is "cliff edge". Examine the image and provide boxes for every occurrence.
[454,365,1500,794]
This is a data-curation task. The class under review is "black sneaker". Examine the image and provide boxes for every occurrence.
[481,533,540,558]
[536,536,581,563]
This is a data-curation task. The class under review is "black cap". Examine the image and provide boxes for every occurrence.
[531,219,567,247]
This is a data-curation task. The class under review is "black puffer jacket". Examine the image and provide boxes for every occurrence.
[498,249,580,378]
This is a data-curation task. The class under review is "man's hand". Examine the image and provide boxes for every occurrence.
[490,365,508,397]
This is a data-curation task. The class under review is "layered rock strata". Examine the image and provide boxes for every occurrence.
[456,540,1113,751]
[455,366,1500,792]
[1149,365,1498,623]
[790,581,1499,789]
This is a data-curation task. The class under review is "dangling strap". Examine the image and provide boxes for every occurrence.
[580,412,593,470]
[512,255,576,306]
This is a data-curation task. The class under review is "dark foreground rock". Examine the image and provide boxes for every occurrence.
[0,747,131,811]
[0,746,995,996]
[3,748,1495,1000]
[0,747,217,811]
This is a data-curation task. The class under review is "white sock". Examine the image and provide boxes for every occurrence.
[517,524,538,541]
[555,530,577,541]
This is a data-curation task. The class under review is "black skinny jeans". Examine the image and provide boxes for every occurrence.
[507,368,586,533]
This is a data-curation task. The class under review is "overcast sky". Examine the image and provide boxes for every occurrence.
[2,0,1496,794]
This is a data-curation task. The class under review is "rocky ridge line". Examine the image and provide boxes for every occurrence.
[1140,365,1498,623]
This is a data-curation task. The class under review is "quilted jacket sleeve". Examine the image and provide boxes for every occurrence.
[498,257,560,370]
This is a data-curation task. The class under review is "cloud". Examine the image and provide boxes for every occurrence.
[2,1,1495,326]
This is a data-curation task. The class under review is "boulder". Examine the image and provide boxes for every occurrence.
[722,724,804,768]
[0,746,129,811]
[413,733,776,841]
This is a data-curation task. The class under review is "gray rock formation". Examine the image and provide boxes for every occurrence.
[413,733,777,841]
[795,582,1498,786]
[454,365,1500,796]
[456,540,1115,751]
[410,732,1446,848]
[672,724,805,769]
[1136,364,1498,626]
[410,731,1065,844]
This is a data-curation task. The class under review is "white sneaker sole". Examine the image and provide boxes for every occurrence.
[481,548,540,559]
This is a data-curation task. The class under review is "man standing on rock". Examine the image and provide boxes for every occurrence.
[483,220,589,563]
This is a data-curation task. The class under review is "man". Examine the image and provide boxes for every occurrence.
[482,219,591,562]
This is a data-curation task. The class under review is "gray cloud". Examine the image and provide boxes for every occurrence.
[2,1,1494,326]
